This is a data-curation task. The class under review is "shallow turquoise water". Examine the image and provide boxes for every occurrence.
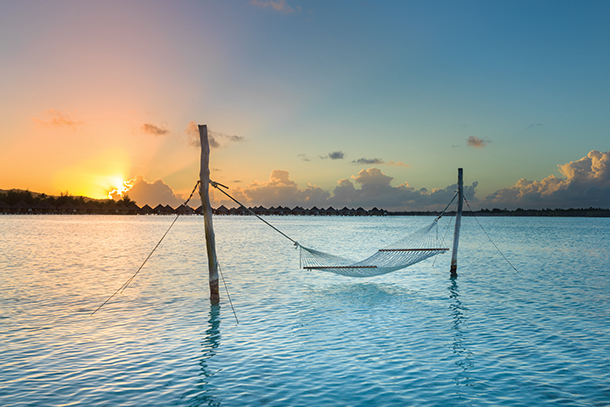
[1,215,609,406]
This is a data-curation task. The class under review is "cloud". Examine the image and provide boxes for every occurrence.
[466,136,488,148]
[33,109,83,129]
[249,0,300,14]
[298,153,311,162]
[386,161,410,167]
[230,169,330,208]
[122,150,610,211]
[122,175,184,207]
[328,151,345,160]
[481,150,610,209]
[352,158,385,165]
[142,123,170,136]
[185,121,245,148]
[222,167,477,211]
[327,168,477,211]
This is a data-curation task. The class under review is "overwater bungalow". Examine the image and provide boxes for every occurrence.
[38,201,56,214]
[213,205,229,215]
[307,206,321,216]
[355,207,368,216]
[123,202,141,215]
[252,206,269,215]
[0,201,12,213]
[175,204,194,215]
[57,201,77,214]
[291,206,305,216]
[338,207,353,216]
[12,200,32,214]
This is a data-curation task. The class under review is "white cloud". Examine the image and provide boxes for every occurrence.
[221,168,476,211]
[230,169,330,208]
[124,150,610,211]
[481,150,610,209]
[123,175,184,207]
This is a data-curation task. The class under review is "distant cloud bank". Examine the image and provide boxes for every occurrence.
[122,151,610,211]
[214,167,475,211]
[480,150,610,209]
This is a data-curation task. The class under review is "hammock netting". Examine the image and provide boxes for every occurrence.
[298,220,449,277]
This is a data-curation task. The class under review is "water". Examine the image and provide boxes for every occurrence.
[1,215,609,406]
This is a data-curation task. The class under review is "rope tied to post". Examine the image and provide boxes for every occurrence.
[91,181,202,316]
[209,180,299,247]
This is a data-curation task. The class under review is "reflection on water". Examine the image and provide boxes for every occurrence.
[449,277,473,387]
[189,305,221,407]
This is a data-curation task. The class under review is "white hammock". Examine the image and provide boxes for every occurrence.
[209,180,454,277]
[297,220,448,277]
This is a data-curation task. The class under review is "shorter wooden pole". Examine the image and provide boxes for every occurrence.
[450,168,463,278]
[199,124,220,305]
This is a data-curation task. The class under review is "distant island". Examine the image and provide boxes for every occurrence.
[1,188,609,217]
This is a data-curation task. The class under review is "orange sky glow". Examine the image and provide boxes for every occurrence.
[2,1,610,210]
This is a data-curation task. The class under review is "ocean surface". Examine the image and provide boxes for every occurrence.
[1,214,609,406]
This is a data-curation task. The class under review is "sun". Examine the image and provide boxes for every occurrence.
[107,176,132,200]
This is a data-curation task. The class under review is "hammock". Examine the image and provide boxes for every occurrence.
[297,220,448,277]
[209,180,453,277]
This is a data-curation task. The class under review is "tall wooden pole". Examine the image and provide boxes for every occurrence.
[199,124,220,305]
[450,168,463,278]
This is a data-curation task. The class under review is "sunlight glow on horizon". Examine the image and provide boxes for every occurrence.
[107,178,132,200]
[51,149,131,199]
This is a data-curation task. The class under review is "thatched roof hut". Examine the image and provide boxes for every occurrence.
[175,204,194,215]
[12,200,32,213]
[57,201,77,214]
[0,201,11,213]
[214,205,229,215]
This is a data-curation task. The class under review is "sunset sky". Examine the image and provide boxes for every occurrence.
[2,0,609,210]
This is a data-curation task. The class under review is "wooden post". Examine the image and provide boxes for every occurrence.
[199,124,220,305]
[450,168,463,278]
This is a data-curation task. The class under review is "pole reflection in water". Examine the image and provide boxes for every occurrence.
[190,304,221,407]
[449,277,473,387]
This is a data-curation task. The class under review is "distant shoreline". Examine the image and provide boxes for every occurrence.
[1,208,610,218]
[1,189,609,217]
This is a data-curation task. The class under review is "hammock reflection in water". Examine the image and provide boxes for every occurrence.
[298,220,449,277]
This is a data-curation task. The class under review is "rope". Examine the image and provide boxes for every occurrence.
[91,181,201,316]
[463,197,519,273]
[436,191,459,221]
[433,199,457,268]
[218,261,239,325]
[209,180,299,246]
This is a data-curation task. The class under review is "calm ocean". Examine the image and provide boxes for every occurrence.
[1,215,609,406]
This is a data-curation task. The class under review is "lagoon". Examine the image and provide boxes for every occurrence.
[1,215,609,406]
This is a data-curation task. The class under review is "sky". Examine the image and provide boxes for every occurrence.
[1,0,610,211]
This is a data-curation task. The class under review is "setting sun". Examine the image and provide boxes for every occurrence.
[107,177,131,200]
[49,149,131,199]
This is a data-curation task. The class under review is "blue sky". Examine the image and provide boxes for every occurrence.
[1,0,609,209]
